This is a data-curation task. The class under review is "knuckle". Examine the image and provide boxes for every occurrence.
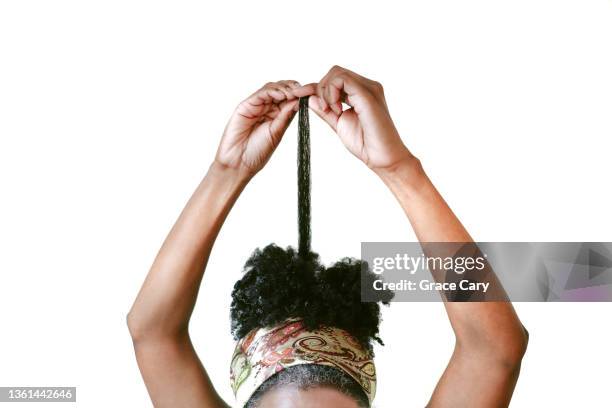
[369,80,385,96]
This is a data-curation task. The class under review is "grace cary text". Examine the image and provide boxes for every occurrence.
[373,279,490,293]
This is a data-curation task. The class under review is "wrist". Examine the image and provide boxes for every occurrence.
[375,155,428,195]
[208,160,253,190]
[373,150,420,179]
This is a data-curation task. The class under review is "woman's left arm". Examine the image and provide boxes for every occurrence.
[127,81,315,407]
[310,65,527,408]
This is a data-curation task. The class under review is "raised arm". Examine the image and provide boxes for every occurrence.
[127,81,315,408]
[310,66,528,408]
[376,157,527,408]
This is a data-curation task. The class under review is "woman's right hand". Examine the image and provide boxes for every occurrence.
[215,81,316,178]
[309,66,415,174]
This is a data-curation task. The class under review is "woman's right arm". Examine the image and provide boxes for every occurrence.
[127,81,315,407]
[127,162,245,408]
[310,66,528,408]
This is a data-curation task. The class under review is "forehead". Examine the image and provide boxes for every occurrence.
[256,385,360,408]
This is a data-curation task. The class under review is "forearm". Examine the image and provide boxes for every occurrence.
[376,157,471,243]
[128,161,249,340]
[377,157,527,360]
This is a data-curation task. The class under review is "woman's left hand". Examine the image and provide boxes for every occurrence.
[215,81,316,177]
[309,66,413,175]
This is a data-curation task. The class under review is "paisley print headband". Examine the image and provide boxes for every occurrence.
[230,318,376,407]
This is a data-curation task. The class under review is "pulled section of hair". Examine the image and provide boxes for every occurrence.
[230,244,394,352]
[245,364,369,408]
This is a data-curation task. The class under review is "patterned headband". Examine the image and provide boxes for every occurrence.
[230,319,376,407]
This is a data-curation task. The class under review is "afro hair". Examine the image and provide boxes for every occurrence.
[230,244,394,353]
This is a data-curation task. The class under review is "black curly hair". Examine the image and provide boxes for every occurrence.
[245,364,370,408]
[230,244,393,352]
[230,98,393,407]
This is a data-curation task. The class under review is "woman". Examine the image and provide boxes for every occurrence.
[127,66,528,407]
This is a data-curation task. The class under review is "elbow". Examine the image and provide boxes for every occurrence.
[517,324,530,356]
[458,324,529,370]
[490,324,529,369]
[126,309,187,345]
[126,308,154,344]
[126,310,145,343]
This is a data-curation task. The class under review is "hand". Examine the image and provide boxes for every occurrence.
[309,66,414,173]
[216,81,316,176]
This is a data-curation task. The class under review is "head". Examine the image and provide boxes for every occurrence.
[230,244,393,407]
[247,365,368,408]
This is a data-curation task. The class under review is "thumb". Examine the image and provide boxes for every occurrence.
[269,99,299,143]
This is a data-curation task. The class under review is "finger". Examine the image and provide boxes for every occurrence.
[265,81,316,102]
[325,80,343,115]
[327,74,363,108]
[269,99,299,139]
[235,84,285,120]
[273,81,296,100]
[235,81,314,123]
[278,80,301,89]
[322,66,368,108]
[243,88,275,107]
[265,84,289,102]
[316,76,330,112]
[319,65,351,114]
[246,84,285,106]
[308,96,339,131]
[279,80,304,95]
[275,81,316,100]
[291,83,317,98]
[262,103,281,121]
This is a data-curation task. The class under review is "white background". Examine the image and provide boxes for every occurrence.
[1,1,611,407]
